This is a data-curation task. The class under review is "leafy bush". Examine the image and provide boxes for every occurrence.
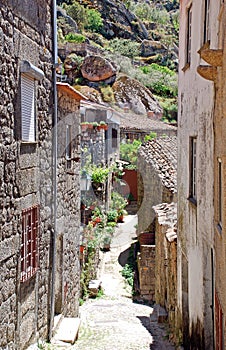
[63,1,87,31]
[90,166,109,184]
[121,263,134,286]
[144,132,157,142]
[65,32,86,43]
[85,8,103,32]
[120,139,142,169]
[107,209,118,222]
[107,38,140,59]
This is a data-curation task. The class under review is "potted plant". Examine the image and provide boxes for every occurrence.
[117,208,127,223]
[102,235,111,251]
[107,209,118,223]
[81,122,89,132]
[99,121,108,130]
[92,121,99,130]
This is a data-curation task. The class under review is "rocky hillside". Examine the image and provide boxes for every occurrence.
[56,0,179,120]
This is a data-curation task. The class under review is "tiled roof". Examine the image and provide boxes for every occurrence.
[138,136,177,192]
[120,112,177,132]
[153,202,177,242]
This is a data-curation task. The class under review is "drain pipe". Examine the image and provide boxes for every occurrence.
[48,0,58,341]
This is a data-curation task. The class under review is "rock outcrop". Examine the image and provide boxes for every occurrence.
[81,55,117,82]
[112,75,162,115]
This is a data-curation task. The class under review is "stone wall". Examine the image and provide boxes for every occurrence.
[137,245,155,302]
[178,0,217,347]
[137,137,177,234]
[153,203,177,340]
[56,86,81,318]
[0,2,54,349]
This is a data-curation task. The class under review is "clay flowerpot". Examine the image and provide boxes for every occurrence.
[81,124,88,132]
[80,245,85,253]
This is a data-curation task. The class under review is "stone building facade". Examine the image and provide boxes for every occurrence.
[153,202,177,342]
[0,2,55,349]
[137,136,177,234]
[0,4,83,350]
[213,4,226,349]
[136,136,177,303]
[55,83,86,319]
[178,1,224,348]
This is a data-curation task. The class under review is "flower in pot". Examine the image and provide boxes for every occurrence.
[99,121,108,130]
[92,121,99,130]
[117,209,127,223]
[81,122,89,132]
[107,209,118,222]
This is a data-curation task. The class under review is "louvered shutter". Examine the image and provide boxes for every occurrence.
[21,74,35,142]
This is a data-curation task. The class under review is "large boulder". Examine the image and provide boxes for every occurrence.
[81,55,117,82]
[112,75,162,115]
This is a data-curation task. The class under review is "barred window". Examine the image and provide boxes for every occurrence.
[20,205,40,282]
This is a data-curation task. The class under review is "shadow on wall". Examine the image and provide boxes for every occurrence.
[137,315,173,350]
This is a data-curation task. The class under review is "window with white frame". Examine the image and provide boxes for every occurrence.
[20,205,40,282]
[186,4,192,64]
[20,60,44,142]
[21,73,36,142]
[189,137,197,202]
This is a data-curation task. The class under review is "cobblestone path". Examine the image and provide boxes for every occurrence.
[54,215,176,350]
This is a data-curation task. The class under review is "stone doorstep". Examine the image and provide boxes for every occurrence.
[88,279,102,296]
[150,304,168,323]
[52,317,81,344]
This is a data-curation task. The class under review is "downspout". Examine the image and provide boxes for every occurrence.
[49,0,58,341]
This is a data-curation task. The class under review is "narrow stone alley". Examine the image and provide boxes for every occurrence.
[53,215,176,350]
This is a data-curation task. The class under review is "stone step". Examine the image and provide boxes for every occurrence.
[53,317,81,344]
[88,279,102,297]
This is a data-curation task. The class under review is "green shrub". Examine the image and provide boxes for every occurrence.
[107,209,118,222]
[107,38,140,59]
[85,8,103,32]
[120,139,142,169]
[121,263,134,286]
[65,32,86,43]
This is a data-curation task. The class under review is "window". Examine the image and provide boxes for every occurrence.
[112,128,118,148]
[204,0,210,43]
[66,124,72,168]
[21,205,40,282]
[189,137,197,202]
[20,61,44,142]
[186,5,192,64]
[218,158,222,228]
[21,74,35,142]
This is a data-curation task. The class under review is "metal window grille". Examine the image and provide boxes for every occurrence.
[20,205,40,282]
[21,73,35,142]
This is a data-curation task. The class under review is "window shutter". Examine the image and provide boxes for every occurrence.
[21,74,35,142]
